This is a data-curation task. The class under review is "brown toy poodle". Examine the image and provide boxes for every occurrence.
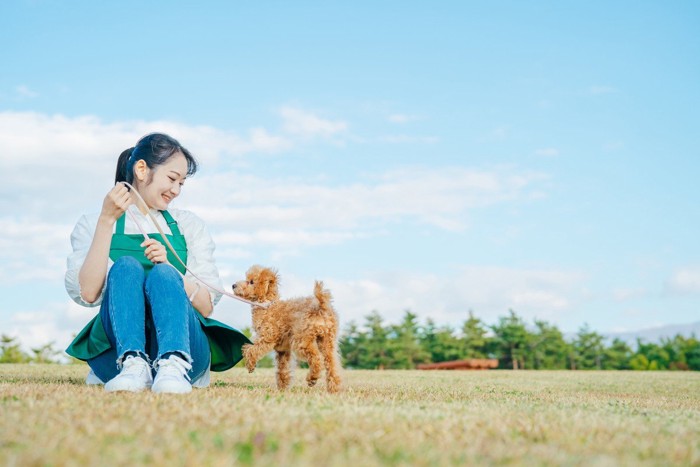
[232,265,342,393]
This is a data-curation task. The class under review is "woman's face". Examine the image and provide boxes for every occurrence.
[134,152,188,210]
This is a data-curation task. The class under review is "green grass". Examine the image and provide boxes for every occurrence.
[1,364,699,466]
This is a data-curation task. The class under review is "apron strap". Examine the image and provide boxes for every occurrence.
[115,213,126,234]
[161,210,182,236]
[118,210,181,237]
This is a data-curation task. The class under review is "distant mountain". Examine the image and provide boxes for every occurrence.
[604,321,700,346]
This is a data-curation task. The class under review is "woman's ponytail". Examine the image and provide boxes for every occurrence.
[114,147,135,184]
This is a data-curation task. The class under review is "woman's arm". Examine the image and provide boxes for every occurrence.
[184,279,213,317]
[178,210,223,318]
[78,184,132,303]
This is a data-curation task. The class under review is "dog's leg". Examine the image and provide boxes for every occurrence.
[295,336,323,388]
[242,340,275,373]
[275,351,292,390]
[319,335,342,393]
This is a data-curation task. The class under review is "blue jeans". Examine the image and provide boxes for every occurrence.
[87,256,210,382]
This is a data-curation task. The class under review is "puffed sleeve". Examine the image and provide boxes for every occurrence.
[65,214,106,307]
[179,210,224,308]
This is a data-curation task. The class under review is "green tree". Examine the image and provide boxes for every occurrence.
[30,341,60,364]
[419,319,462,363]
[491,310,530,369]
[461,311,489,359]
[629,353,659,370]
[660,334,700,370]
[358,311,391,369]
[602,338,633,370]
[529,320,569,369]
[339,321,364,369]
[0,335,30,363]
[635,339,670,370]
[572,324,605,369]
[387,311,430,368]
[683,335,700,371]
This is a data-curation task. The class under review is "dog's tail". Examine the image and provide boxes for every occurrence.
[314,280,334,314]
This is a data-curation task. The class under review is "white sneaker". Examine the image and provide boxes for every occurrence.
[105,355,153,392]
[86,369,104,385]
[152,354,193,394]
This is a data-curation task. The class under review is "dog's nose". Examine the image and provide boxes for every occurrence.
[232,284,237,290]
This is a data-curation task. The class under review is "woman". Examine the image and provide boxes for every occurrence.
[65,133,249,393]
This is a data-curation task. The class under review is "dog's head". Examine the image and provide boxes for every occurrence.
[232,265,280,303]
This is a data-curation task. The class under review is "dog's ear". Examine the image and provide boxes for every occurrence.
[258,268,279,300]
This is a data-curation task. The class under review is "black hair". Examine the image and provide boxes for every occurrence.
[114,133,198,184]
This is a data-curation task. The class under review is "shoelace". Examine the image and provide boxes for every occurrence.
[157,355,192,382]
[121,356,148,374]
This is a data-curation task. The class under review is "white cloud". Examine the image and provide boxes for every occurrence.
[279,106,347,138]
[535,148,560,157]
[4,300,95,357]
[182,166,546,235]
[0,110,547,288]
[387,114,419,123]
[151,265,588,336]
[0,218,71,282]
[3,263,585,357]
[0,111,290,169]
[15,84,39,99]
[603,140,625,151]
[612,287,648,302]
[379,135,439,144]
[488,126,509,140]
[665,266,700,295]
[0,104,578,350]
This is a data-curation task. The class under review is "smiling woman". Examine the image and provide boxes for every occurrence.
[63,133,250,395]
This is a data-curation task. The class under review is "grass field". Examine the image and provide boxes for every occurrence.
[1,364,699,466]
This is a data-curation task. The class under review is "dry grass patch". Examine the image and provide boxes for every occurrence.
[1,364,699,466]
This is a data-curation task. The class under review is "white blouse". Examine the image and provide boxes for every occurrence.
[65,208,224,309]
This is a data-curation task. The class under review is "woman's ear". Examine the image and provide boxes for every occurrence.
[134,159,149,182]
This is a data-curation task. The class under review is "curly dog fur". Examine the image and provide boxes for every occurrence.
[232,265,342,393]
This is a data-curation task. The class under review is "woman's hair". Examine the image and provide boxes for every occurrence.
[114,133,198,184]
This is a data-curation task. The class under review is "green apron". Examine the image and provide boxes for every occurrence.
[109,210,188,275]
[65,210,251,372]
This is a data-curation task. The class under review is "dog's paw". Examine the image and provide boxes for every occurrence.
[245,359,256,373]
[242,344,256,372]
[327,378,341,394]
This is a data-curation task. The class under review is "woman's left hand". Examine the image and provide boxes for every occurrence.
[141,239,168,264]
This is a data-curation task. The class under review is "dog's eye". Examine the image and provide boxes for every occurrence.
[249,280,254,285]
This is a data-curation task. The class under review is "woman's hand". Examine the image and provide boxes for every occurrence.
[99,183,132,224]
[141,238,169,264]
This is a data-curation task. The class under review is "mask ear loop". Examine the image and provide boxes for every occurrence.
[121,182,268,309]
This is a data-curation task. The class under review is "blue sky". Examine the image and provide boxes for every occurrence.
[1,1,698,350]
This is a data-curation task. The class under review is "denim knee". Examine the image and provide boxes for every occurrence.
[146,263,183,290]
[109,256,145,284]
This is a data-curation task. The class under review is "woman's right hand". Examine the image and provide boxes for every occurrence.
[99,183,133,224]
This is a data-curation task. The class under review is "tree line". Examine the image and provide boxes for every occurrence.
[0,335,62,364]
[339,310,700,371]
[2,309,699,370]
